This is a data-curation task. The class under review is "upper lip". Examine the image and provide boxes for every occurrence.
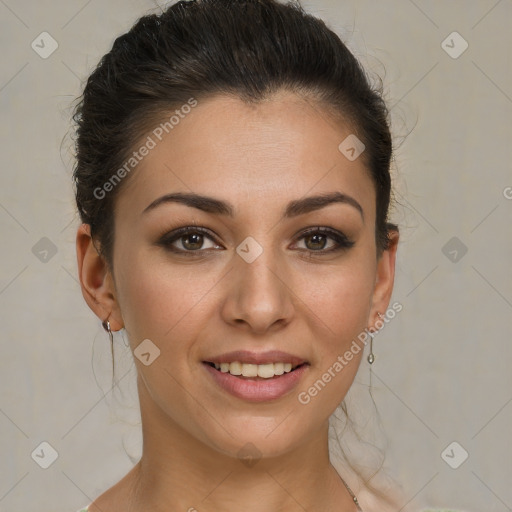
[204,350,308,367]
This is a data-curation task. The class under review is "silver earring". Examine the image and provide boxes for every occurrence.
[367,332,375,364]
[102,319,114,345]
[367,312,384,364]
[103,319,129,347]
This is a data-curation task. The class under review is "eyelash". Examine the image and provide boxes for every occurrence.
[157,226,355,256]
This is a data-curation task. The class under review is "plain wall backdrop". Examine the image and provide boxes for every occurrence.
[0,1,511,511]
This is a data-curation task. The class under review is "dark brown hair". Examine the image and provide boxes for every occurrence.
[72,0,397,272]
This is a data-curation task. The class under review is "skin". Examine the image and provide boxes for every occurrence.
[76,90,399,512]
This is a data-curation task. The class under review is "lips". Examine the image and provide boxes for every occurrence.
[202,350,310,402]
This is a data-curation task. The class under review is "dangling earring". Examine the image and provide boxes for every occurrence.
[367,312,384,364]
[102,319,129,347]
[102,319,113,347]
[367,333,375,364]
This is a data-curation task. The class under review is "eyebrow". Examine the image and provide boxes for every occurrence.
[142,191,364,221]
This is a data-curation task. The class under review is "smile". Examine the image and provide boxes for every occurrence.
[202,358,309,402]
[205,361,304,379]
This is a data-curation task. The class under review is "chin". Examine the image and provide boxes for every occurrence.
[196,416,313,462]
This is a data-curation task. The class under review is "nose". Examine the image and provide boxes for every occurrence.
[220,243,295,335]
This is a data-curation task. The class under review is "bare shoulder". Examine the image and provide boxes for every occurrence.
[357,487,465,512]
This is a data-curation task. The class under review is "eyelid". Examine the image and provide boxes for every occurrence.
[157,225,354,255]
[291,226,355,251]
[157,226,223,251]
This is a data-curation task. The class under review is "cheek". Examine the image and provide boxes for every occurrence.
[296,251,375,382]
[293,265,374,415]
[114,249,216,344]
[298,259,376,338]
[330,269,374,331]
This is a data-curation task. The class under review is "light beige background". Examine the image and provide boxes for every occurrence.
[1,1,511,511]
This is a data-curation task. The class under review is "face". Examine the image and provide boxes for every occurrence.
[81,90,396,460]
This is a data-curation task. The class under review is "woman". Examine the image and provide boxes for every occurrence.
[72,0,458,510]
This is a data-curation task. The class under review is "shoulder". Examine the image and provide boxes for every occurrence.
[356,486,465,512]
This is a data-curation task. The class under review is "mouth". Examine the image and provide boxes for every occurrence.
[201,350,310,402]
[203,361,309,379]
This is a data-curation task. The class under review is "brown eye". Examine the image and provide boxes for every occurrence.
[158,226,354,257]
[181,232,205,250]
[158,226,222,254]
[295,227,355,254]
[304,233,329,251]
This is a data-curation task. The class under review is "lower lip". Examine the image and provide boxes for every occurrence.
[203,363,309,403]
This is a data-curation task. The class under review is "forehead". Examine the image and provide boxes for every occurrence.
[115,91,375,222]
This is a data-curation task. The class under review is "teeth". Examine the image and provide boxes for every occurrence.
[229,361,242,375]
[212,361,300,379]
[257,363,274,379]
[274,362,284,375]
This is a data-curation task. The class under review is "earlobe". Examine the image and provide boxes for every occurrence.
[369,228,399,325]
[76,223,124,331]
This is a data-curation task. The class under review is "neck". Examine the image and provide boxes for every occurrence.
[125,380,359,512]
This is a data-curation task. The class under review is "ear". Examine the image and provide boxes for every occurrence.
[76,223,124,331]
[369,227,399,328]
